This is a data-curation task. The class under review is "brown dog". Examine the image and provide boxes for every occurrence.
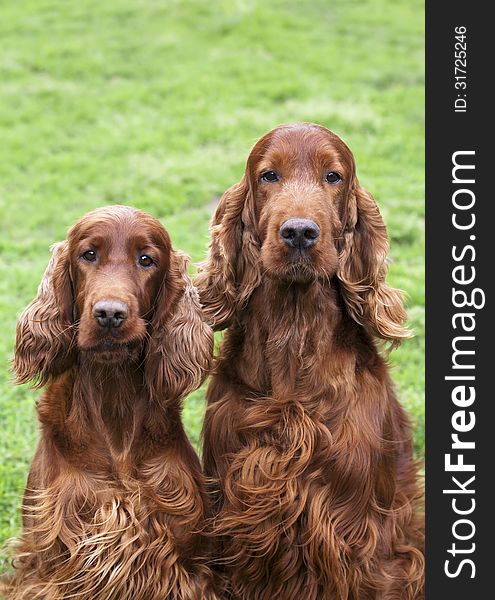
[6,206,217,600]
[196,124,424,599]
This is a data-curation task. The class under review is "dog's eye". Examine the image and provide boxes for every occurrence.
[325,171,342,184]
[260,170,279,183]
[138,255,154,268]
[81,250,97,262]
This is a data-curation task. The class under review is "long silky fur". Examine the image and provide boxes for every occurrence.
[202,284,424,600]
[13,242,75,387]
[5,473,216,600]
[145,251,213,401]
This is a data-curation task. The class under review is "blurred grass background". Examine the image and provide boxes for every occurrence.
[0,0,424,563]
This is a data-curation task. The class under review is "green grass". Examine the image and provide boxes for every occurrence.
[0,0,424,565]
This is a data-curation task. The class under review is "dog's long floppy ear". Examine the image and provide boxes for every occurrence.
[14,242,76,386]
[145,251,214,402]
[337,182,412,346]
[195,175,261,330]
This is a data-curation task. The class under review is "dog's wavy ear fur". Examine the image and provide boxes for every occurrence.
[337,182,411,346]
[195,175,261,330]
[145,250,213,401]
[14,242,76,386]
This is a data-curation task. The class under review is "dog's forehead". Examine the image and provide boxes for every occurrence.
[68,209,169,251]
[254,126,350,172]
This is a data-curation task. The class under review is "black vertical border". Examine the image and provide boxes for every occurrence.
[426,3,490,597]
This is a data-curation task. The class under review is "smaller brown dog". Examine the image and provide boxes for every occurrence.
[5,206,217,600]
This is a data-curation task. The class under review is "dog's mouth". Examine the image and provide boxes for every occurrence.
[264,243,320,280]
[261,227,339,284]
[92,339,129,351]
[267,253,321,284]
[280,266,319,284]
[76,310,148,362]
[80,337,144,363]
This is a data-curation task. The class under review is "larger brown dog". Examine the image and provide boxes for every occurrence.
[6,206,217,600]
[196,124,424,599]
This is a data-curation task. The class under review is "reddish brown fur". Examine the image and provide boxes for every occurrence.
[4,206,217,600]
[196,124,424,599]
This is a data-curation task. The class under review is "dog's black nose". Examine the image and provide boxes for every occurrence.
[93,300,128,328]
[279,218,320,249]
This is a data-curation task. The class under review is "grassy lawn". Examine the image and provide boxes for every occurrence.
[0,0,424,566]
